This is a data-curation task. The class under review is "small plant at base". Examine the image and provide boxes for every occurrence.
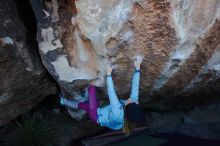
[4,116,57,146]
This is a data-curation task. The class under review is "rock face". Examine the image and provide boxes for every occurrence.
[0,0,57,125]
[30,0,220,108]
[148,102,220,139]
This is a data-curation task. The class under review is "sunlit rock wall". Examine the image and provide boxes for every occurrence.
[30,0,220,106]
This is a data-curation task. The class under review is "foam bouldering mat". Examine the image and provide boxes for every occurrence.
[109,134,167,146]
[81,127,167,146]
[74,131,220,146]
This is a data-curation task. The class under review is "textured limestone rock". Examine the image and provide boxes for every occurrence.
[0,0,57,125]
[30,0,220,109]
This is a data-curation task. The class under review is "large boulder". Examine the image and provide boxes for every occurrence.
[0,0,57,125]
[30,0,220,108]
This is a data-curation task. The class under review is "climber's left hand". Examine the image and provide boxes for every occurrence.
[134,55,144,70]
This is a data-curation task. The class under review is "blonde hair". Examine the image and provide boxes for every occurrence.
[123,116,135,135]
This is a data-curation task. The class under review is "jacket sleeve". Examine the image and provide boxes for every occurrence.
[107,76,124,123]
[107,76,120,107]
[129,70,140,103]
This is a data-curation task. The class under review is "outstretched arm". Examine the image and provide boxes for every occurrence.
[129,55,143,103]
[106,64,120,107]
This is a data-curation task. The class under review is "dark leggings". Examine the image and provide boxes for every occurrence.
[78,85,99,124]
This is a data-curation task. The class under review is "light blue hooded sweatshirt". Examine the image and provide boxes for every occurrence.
[97,70,140,130]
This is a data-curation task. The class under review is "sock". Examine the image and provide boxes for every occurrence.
[62,98,79,109]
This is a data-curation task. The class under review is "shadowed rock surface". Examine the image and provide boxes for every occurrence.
[0,0,57,125]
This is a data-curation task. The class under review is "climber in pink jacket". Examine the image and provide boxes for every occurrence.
[60,55,145,134]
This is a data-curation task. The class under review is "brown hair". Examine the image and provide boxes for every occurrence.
[123,116,135,135]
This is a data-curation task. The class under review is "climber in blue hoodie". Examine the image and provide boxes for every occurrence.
[60,55,145,134]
